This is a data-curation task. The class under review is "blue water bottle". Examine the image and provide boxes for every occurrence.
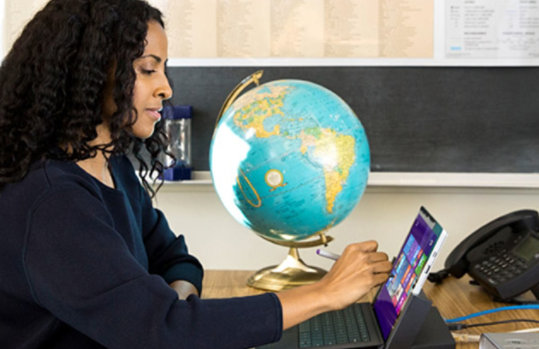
[161,105,192,180]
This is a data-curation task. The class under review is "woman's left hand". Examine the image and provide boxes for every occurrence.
[169,280,199,300]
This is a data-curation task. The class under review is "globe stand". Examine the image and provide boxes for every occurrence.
[247,233,334,292]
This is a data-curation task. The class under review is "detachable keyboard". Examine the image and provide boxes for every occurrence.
[298,303,371,348]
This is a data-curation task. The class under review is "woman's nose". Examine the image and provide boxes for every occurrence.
[156,75,173,100]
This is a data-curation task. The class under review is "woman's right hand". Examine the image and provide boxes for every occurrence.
[317,240,392,311]
[277,240,392,330]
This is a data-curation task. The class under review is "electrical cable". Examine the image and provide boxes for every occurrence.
[444,304,539,323]
[448,318,539,331]
[427,269,449,284]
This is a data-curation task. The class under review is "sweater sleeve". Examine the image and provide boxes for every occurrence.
[140,187,204,292]
[23,185,282,349]
[117,156,204,292]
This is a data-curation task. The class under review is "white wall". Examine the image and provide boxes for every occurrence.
[1,0,48,57]
[0,0,4,59]
[154,181,539,274]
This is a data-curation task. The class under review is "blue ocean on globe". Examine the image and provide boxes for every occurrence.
[210,79,370,243]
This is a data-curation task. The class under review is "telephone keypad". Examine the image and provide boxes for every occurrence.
[473,251,527,286]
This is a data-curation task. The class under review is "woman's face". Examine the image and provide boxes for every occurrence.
[130,20,173,139]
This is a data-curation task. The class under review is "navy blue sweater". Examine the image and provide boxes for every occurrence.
[0,156,282,348]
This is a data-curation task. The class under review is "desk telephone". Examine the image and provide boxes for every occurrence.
[429,209,539,302]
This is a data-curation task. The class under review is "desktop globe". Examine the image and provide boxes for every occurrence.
[210,71,370,291]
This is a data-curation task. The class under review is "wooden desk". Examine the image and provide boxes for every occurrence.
[202,270,538,349]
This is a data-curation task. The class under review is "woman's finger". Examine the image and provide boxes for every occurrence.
[372,261,393,274]
[367,251,389,263]
[372,272,391,286]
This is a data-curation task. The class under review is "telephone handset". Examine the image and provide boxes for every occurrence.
[429,209,539,301]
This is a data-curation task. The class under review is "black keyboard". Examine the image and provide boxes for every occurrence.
[298,303,371,348]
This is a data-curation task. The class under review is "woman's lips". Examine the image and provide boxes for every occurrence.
[146,108,162,121]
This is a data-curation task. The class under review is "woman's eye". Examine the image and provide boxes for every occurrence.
[140,68,156,75]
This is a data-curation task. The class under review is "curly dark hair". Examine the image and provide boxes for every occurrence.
[0,0,169,196]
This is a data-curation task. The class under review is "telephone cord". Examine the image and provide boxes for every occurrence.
[445,304,539,323]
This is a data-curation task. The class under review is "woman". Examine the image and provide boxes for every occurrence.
[0,0,392,348]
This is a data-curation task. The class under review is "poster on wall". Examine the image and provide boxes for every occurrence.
[446,0,539,59]
[153,0,434,60]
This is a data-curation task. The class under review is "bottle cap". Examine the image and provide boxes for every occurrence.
[162,105,192,120]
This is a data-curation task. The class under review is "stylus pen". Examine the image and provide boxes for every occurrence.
[316,249,340,261]
[317,249,396,279]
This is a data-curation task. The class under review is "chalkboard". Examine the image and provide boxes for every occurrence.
[166,66,539,173]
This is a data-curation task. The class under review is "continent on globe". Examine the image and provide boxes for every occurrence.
[297,127,356,214]
[232,85,289,138]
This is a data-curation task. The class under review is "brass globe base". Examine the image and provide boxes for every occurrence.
[247,247,327,292]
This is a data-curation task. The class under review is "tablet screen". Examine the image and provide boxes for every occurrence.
[372,207,446,340]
